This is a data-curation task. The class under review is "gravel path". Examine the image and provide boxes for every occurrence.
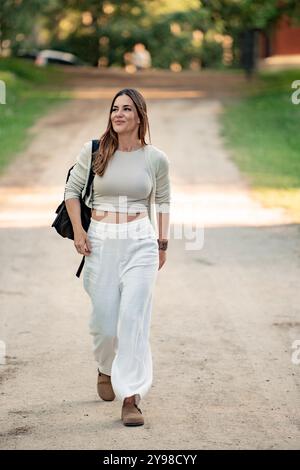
[0,68,299,450]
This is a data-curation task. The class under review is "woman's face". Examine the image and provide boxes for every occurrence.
[111,95,140,136]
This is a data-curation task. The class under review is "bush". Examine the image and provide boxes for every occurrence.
[201,40,223,68]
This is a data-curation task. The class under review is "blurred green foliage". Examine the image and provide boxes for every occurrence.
[0,0,299,70]
[0,0,227,69]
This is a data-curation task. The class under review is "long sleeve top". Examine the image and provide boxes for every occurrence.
[64,141,171,236]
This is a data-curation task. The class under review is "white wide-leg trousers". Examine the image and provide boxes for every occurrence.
[83,215,159,406]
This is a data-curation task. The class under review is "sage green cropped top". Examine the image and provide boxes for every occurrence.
[64,142,171,217]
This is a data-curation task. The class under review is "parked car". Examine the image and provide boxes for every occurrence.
[35,49,85,67]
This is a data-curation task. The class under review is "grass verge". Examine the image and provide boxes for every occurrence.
[0,58,72,172]
[220,69,300,222]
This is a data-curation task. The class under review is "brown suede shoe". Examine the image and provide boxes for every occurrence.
[121,402,144,426]
[97,369,115,401]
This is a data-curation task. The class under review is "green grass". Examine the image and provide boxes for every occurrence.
[0,58,72,172]
[221,69,300,222]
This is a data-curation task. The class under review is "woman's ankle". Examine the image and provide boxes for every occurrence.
[123,396,135,405]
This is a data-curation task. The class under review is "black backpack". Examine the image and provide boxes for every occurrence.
[51,139,100,278]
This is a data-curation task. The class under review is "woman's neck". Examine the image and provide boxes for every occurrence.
[117,139,142,152]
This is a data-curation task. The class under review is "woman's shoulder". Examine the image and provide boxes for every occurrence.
[146,144,169,163]
[76,140,93,160]
[72,140,93,170]
[79,140,93,150]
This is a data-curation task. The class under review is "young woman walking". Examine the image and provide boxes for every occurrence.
[64,88,171,426]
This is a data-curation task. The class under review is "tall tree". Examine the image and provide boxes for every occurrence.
[0,0,45,55]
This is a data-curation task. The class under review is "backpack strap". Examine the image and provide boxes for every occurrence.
[76,256,85,278]
[76,139,100,279]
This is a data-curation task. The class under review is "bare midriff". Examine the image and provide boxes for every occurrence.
[91,209,148,224]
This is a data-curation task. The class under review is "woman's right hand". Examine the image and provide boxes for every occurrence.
[74,228,92,256]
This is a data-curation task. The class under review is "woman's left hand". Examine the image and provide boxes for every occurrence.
[158,250,167,270]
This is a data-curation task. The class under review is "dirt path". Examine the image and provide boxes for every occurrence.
[0,68,300,450]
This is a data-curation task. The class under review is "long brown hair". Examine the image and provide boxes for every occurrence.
[92,88,151,177]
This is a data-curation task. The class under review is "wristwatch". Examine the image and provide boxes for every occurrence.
[157,239,168,251]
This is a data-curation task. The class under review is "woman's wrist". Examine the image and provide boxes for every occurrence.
[157,239,168,251]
